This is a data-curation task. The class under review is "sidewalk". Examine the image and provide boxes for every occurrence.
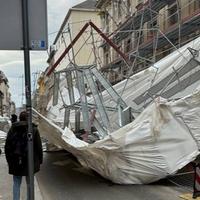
[0,154,43,200]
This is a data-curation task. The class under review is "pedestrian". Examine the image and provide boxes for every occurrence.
[5,111,43,200]
[10,114,18,124]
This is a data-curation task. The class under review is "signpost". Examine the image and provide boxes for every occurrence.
[0,0,48,199]
[22,0,34,198]
[0,0,47,50]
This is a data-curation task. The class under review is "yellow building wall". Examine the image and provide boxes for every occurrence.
[54,31,71,70]
[53,9,100,71]
[0,82,8,106]
[0,81,10,115]
[37,76,45,95]
[69,10,101,67]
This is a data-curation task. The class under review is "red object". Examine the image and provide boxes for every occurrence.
[136,3,143,11]
[46,21,131,76]
[46,22,90,76]
[89,22,130,66]
[193,163,200,198]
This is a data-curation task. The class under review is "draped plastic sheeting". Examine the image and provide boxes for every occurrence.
[0,129,8,154]
[33,87,200,184]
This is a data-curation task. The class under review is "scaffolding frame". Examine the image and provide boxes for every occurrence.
[45,0,200,140]
[100,0,200,83]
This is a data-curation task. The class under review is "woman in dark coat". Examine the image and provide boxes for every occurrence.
[5,111,43,200]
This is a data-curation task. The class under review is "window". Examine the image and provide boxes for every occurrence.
[105,53,109,65]
[147,17,158,39]
[194,0,200,11]
[118,0,122,19]
[125,38,132,53]
[105,12,109,33]
[134,31,144,47]
[103,46,110,65]
[168,3,178,26]
[127,0,131,8]
[126,0,131,14]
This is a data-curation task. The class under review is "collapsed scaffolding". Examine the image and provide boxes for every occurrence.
[32,0,200,184]
[48,21,133,140]
[43,0,200,141]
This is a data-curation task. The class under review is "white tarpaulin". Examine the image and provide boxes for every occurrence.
[33,87,200,184]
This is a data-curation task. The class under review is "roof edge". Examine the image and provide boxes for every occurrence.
[53,7,99,45]
[70,7,99,12]
[53,9,72,45]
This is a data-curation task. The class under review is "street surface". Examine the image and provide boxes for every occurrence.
[0,154,42,200]
[0,154,26,200]
[36,151,186,200]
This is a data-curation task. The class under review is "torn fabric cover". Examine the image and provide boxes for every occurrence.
[33,87,200,184]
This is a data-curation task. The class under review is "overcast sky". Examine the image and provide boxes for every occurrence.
[0,0,84,108]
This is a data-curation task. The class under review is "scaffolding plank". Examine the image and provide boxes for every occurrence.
[75,110,80,132]
[66,71,75,104]
[91,67,127,108]
[118,104,123,127]
[53,73,60,106]
[121,107,133,126]
[85,69,109,132]
[77,71,91,134]
[134,58,200,105]
[63,108,70,128]
[118,105,133,127]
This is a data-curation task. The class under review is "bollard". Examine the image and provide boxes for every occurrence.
[193,163,200,199]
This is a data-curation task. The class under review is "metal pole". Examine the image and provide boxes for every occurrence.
[21,0,34,199]
[0,93,3,116]
[176,0,181,48]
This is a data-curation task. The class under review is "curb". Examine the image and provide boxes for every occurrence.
[35,177,43,200]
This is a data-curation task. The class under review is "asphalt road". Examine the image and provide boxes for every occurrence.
[0,154,42,200]
[37,151,186,200]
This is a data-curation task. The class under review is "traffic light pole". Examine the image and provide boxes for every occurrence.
[21,0,34,199]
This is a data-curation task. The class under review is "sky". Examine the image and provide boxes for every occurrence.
[0,0,84,108]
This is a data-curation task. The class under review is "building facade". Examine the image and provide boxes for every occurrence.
[33,71,54,115]
[96,0,200,84]
[48,0,101,71]
[0,70,14,116]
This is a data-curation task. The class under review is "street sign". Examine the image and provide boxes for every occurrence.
[0,0,48,50]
